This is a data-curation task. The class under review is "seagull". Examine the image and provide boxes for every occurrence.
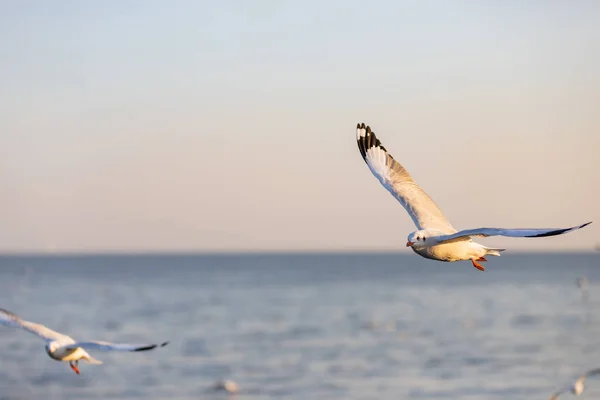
[576,277,589,291]
[550,368,600,399]
[356,123,592,271]
[0,308,168,374]
[210,379,239,394]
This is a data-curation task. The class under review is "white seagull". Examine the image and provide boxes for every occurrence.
[0,308,169,374]
[550,368,600,399]
[356,123,592,271]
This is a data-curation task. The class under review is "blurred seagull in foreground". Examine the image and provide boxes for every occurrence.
[0,308,168,374]
[550,368,600,399]
[210,379,239,394]
[356,122,592,271]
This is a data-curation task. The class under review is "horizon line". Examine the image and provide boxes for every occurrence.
[0,248,598,257]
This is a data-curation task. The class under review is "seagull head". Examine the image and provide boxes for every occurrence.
[407,230,431,249]
[45,341,59,356]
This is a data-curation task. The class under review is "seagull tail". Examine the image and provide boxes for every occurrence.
[484,247,506,257]
[82,355,103,365]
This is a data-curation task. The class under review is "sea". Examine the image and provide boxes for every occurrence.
[0,252,599,400]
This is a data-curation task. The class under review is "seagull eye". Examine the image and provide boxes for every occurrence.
[416,236,420,241]
[423,237,426,241]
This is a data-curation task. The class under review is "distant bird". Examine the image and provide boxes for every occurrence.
[576,276,591,304]
[0,308,168,374]
[211,379,239,394]
[356,123,592,271]
[576,277,589,291]
[550,368,600,399]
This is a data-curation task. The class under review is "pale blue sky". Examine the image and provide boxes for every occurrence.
[1,1,598,252]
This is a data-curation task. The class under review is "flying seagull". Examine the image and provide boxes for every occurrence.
[356,122,591,271]
[210,379,239,394]
[550,368,600,399]
[0,308,168,374]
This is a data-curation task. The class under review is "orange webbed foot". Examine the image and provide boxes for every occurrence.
[69,361,80,375]
[471,259,485,271]
[476,257,488,262]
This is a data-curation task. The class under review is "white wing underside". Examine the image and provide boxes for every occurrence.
[66,340,169,352]
[0,308,74,343]
[356,123,455,232]
[437,223,592,244]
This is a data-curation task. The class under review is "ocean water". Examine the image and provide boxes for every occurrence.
[0,252,599,400]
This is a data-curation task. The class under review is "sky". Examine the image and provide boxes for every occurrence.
[0,1,598,253]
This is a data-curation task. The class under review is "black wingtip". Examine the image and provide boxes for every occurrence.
[525,222,593,238]
[133,341,169,351]
[356,123,388,163]
[0,308,20,319]
[133,344,157,352]
[133,342,167,352]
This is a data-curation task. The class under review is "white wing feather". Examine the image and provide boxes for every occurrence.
[437,222,592,244]
[67,340,169,352]
[0,308,74,343]
[356,123,455,232]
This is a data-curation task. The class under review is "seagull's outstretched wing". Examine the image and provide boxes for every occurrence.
[576,367,600,386]
[436,222,592,244]
[0,308,73,343]
[356,123,454,232]
[67,340,169,352]
[582,367,600,378]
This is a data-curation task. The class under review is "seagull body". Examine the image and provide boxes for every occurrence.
[356,123,591,271]
[0,308,168,374]
[550,368,600,399]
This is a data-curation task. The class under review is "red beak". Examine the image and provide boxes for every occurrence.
[406,241,414,247]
